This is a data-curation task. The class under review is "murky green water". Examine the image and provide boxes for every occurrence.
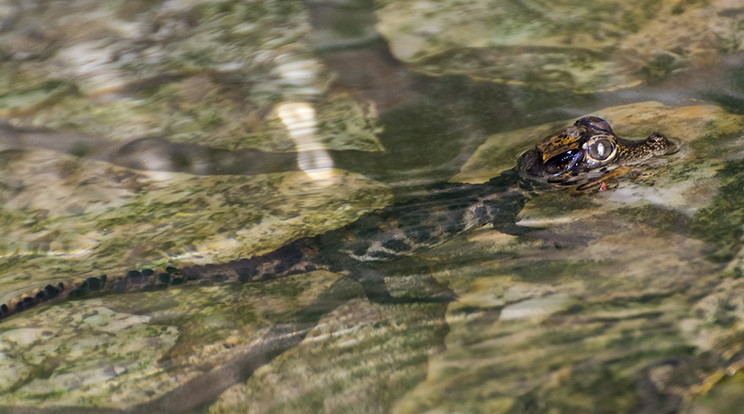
[2,1,744,413]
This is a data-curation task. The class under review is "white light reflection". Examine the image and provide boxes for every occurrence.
[275,101,336,184]
[274,55,338,185]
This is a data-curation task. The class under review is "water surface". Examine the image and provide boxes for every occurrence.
[2,1,744,413]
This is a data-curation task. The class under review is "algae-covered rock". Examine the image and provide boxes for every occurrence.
[0,270,351,409]
[210,298,448,414]
[0,303,179,406]
[0,0,383,152]
[375,0,744,92]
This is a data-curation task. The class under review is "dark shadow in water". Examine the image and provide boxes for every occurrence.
[131,277,367,414]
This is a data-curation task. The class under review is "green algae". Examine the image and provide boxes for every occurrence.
[689,160,744,262]
[689,118,744,158]
[0,302,179,404]
[616,205,691,235]
[0,0,382,156]
[0,271,350,408]
[0,81,78,117]
[375,0,729,93]
[210,299,448,414]
[639,52,686,83]
[0,145,391,292]
[507,259,606,283]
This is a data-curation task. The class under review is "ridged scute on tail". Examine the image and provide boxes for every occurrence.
[0,237,322,321]
[0,273,122,320]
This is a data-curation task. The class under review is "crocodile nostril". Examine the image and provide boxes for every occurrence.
[644,133,677,155]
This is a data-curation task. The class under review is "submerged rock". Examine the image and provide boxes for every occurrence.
[0,0,383,153]
[376,0,744,92]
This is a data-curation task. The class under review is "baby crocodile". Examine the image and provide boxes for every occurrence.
[0,116,675,320]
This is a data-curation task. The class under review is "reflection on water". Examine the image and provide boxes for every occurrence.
[276,101,336,184]
[2,0,744,413]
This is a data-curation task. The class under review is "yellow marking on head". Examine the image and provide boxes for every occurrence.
[537,127,583,162]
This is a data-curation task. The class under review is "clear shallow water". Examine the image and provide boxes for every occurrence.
[2,1,744,413]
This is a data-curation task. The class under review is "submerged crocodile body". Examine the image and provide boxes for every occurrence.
[0,117,675,320]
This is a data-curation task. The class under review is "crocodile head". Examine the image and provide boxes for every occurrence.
[518,116,676,189]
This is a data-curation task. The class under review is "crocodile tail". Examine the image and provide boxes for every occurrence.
[0,237,322,321]
[181,237,322,282]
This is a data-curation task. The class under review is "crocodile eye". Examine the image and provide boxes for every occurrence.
[585,136,616,162]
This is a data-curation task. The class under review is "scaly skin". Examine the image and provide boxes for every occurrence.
[0,117,676,320]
